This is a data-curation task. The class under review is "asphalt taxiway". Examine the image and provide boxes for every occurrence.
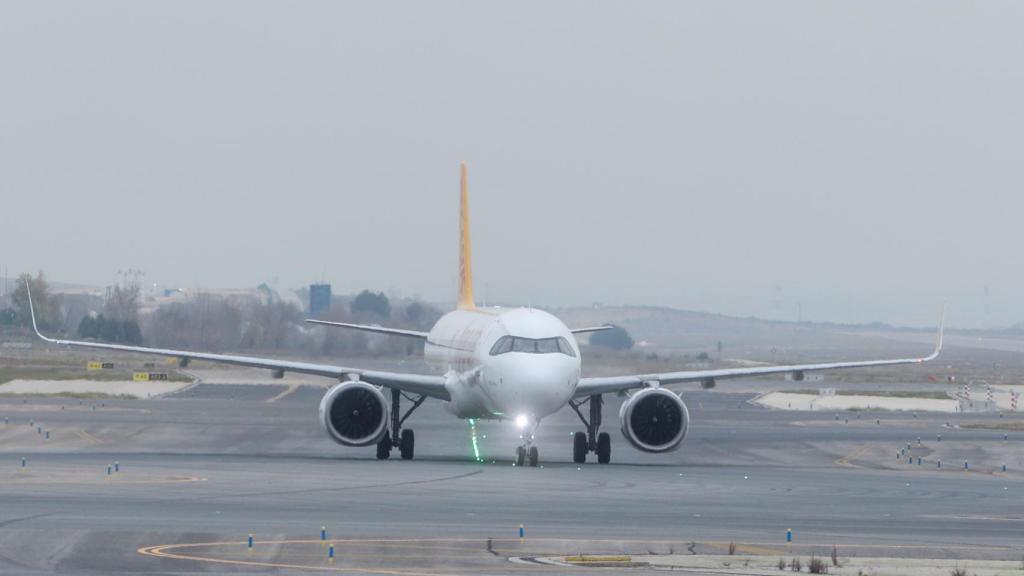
[0,380,1021,574]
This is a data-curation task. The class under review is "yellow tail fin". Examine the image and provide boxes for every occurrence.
[458,162,475,310]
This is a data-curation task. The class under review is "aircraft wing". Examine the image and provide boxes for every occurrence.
[575,310,944,398]
[25,284,449,400]
[569,325,614,335]
[304,319,429,339]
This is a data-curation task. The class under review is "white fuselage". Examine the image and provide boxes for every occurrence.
[423,307,581,425]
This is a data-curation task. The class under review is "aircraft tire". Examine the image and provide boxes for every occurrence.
[400,429,415,460]
[528,446,539,467]
[376,430,392,460]
[515,446,526,467]
[573,431,587,463]
[597,432,611,464]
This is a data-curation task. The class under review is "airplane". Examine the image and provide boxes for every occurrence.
[26,162,945,467]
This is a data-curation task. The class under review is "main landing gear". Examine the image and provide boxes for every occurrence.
[569,394,611,464]
[376,388,426,460]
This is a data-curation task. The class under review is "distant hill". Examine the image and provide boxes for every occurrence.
[553,304,937,363]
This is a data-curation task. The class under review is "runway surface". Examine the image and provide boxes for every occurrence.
[0,380,1022,574]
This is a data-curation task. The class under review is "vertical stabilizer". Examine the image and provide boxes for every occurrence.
[458,162,475,310]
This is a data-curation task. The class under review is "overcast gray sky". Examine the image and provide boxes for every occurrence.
[1,2,1021,328]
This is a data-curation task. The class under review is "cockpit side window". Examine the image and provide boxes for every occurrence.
[489,336,513,356]
[556,337,577,357]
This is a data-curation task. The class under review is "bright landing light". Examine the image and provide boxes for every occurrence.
[514,414,529,429]
[467,418,483,463]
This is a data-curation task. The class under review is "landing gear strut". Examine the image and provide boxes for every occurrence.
[516,444,540,467]
[569,394,611,464]
[516,422,540,467]
[376,388,426,460]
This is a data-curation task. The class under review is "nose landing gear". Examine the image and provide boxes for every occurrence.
[516,422,540,467]
[569,394,611,464]
[515,445,540,467]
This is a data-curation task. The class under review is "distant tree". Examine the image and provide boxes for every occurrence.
[696,351,710,361]
[315,305,362,356]
[402,300,441,331]
[0,308,16,326]
[81,312,144,345]
[405,301,424,323]
[239,299,302,350]
[104,284,140,322]
[589,325,634,350]
[122,319,143,345]
[351,290,391,319]
[11,272,59,330]
[99,314,124,342]
[143,293,242,351]
[78,314,99,338]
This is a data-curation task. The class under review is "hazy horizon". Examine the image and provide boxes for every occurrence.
[2,2,1021,329]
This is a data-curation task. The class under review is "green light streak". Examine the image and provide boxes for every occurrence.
[467,418,483,463]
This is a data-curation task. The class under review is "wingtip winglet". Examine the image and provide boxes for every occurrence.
[934,303,946,357]
[922,304,945,362]
[24,278,45,341]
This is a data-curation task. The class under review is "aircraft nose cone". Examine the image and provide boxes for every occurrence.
[496,355,578,417]
[511,355,575,384]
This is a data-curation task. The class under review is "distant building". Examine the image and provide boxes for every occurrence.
[309,283,332,318]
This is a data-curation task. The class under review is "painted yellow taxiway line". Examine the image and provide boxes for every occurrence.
[75,429,103,445]
[139,536,1020,574]
[139,545,437,575]
[138,537,577,575]
[834,443,875,467]
[266,383,301,403]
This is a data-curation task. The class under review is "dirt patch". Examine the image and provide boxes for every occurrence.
[0,379,190,398]
[756,391,959,413]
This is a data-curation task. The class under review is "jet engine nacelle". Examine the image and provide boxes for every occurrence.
[318,381,389,447]
[619,387,689,453]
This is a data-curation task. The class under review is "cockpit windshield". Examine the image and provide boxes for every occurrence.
[489,336,576,357]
